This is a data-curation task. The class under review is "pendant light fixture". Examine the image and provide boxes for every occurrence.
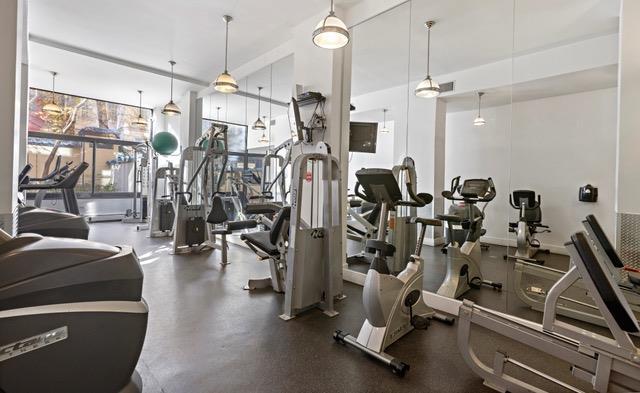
[162,61,181,116]
[313,0,349,49]
[252,87,267,130]
[257,116,269,143]
[43,71,63,115]
[380,109,390,133]
[415,21,440,98]
[131,90,148,127]
[474,92,486,126]
[213,15,239,94]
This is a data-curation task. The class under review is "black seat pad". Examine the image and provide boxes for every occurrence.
[207,196,228,224]
[240,231,279,256]
[436,214,464,223]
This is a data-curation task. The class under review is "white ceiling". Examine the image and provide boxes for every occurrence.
[27,0,621,116]
[351,0,620,97]
[27,0,350,107]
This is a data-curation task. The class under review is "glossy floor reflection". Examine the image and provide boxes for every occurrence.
[91,222,604,393]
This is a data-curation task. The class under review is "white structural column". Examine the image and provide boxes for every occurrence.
[405,95,446,245]
[0,0,27,233]
[615,0,640,266]
[291,9,352,277]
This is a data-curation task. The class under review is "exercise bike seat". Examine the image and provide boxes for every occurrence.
[436,214,464,223]
[365,239,396,257]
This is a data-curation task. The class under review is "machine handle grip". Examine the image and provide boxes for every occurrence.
[355,182,375,203]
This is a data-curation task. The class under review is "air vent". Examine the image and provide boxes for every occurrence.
[440,81,455,93]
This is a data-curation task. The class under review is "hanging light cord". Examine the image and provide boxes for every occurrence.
[169,61,175,101]
[478,94,481,116]
[224,18,229,72]
[257,88,262,117]
[138,90,143,117]
[51,72,57,104]
[426,25,432,77]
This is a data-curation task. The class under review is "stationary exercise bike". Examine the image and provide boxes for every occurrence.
[503,190,551,264]
[334,168,452,377]
[436,176,502,299]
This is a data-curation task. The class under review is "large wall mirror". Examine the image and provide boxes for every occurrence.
[345,0,630,332]
[201,54,294,217]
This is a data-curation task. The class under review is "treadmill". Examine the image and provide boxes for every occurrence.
[17,161,90,239]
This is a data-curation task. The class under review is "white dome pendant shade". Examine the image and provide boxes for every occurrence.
[213,15,239,94]
[131,90,148,127]
[474,92,486,126]
[162,61,181,116]
[42,71,63,116]
[415,76,440,98]
[257,117,269,143]
[252,87,267,130]
[415,21,441,99]
[312,0,349,49]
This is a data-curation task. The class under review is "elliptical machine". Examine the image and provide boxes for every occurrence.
[334,168,452,377]
[436,177,502,299]
[503,190,551,264]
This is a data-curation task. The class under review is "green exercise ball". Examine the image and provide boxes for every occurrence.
[151,131,178,155]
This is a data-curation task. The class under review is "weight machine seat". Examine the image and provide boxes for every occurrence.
[207,196,229,224]
[240,206,291,256]
[207,195,258,235]
[584,214,624,269]
[571,232,639,333]
[245,202,282,215]
[240,231,280,256]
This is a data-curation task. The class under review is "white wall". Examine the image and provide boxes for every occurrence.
[445,88,618,253]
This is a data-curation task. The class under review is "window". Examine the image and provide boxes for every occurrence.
[26,88,151,198]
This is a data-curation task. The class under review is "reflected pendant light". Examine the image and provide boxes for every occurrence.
[132,90,148,127]
[43,71,63,115]
[313,0,349,49]
[216,106,222,121]
[415,21,441,98]
[257,117,269,143]
[252,87,266,130]
[474,92,486,126]
[213,15,239,93]
[381,109,390,133]
[162,61,182,116]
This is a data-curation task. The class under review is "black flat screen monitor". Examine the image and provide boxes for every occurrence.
[288,98,304,142]
[349,122,378,153]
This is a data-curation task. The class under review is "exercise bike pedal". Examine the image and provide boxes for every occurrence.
[411,315,430,330]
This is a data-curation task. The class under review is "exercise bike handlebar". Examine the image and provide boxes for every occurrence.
[442,177,496,203]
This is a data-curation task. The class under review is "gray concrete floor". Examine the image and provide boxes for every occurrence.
[90,222,610,393]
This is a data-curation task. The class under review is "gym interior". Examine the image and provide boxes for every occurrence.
[1,1,639,392]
